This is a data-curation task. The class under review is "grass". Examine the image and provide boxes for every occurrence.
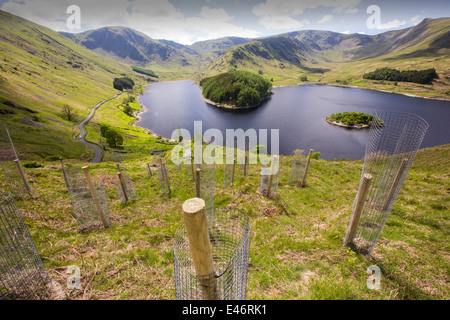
[0,10,153,161]
[1,143,448,300]
[0,11,448,300]
[197,19,450,99]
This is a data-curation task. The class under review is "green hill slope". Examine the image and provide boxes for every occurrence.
[0,10,142,160]
[199,18,450,98]
[61,26,200,80]
[1,142,447,300]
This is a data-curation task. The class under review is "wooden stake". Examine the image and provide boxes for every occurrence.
[266,155,278,197]
[244,154,248,176]
[344,173,372,245]
[146,163,152,178]
[14,159,33,195]
[60,158,70,190]
[160,159,171,195]
[231,158,236,187]
[191,156,195,180]
[116,163,122,173]
[195,168,201,198]
[81,166,109,228]
[301,149,313,188]
[382,158,409,211]
[182,198,217,300]
[117,172,128,203]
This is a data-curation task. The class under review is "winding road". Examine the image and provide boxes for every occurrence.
[78,92,123,163]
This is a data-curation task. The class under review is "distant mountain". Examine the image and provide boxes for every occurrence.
[60,27,192,66]
[61,29,253,67]
[188,36,250,62]
[59,17,449,96]
[0,10,133,159]
[201,18,450,84]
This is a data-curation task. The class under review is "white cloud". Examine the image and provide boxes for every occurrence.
[410,14,422,25]
[0,0,261,44]
[410,15,421,23]
[252,0,360,16]
[253,0,359,30]
[345,7,359,14]
[185,6,260,42]
[318,14,333,24]
[376,19,407,30]
[257,15,310,30]
[341,30,350,34]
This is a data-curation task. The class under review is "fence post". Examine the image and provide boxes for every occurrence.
[266,155,278,197]
[160,159,171,196]
[14,159,33,195]
[60,158,70,190]
[181,198,217,300]
[146,163,152,178]
[231,158,236,187]
[191,156,195,180]
[81,166,109,228]
[244,154,248,176]
[195,168,201,198]
[301,149,313,187]
[344,173,372,245]
[117,172,129,203]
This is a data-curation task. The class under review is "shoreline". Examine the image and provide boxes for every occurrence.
[132,79,448,145]
[200,92,273,110]
[273,81,450,101]
[325,118,370,129]
[133,85,168,140]
[191,81,273,110]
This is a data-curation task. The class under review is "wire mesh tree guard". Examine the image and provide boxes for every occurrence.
[63,165,111,232]
[239,153,249,176]
[289,149,313,187]
[223,157,237,188]
[195,153,215,216]
[260,155,280,197]
[344,111,428,255]
[0,192,52,300]
[157,158,171,196]
[115,164,137,204]
[174,199,251,300]
[0,125,33,198]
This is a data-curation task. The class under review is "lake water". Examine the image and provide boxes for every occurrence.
[137,80,450,160]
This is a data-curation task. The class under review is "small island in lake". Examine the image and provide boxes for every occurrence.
[326,112,374,129]
[200,70,272,109]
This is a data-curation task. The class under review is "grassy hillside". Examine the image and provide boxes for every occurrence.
[199,18,450,99]
[1,143,448,300]
[0,10,152,161]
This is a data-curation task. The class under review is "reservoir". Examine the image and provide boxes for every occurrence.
[137,80,450,160]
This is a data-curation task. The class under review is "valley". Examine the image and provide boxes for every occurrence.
[0,7,449,303]
[0,9,449,161]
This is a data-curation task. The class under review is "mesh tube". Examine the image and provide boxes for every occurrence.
[345,111,428,255]
[64,166,111,232]
[174,208,251,300]
[0,193,52,300]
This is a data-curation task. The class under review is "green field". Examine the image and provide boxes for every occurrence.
[0,10,448,301]
[1,144,448,300]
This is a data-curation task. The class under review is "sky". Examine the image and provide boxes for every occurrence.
[0,0,449,45]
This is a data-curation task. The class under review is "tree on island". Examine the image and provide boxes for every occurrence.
[200,70,272,107]
[327,112,374,126]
